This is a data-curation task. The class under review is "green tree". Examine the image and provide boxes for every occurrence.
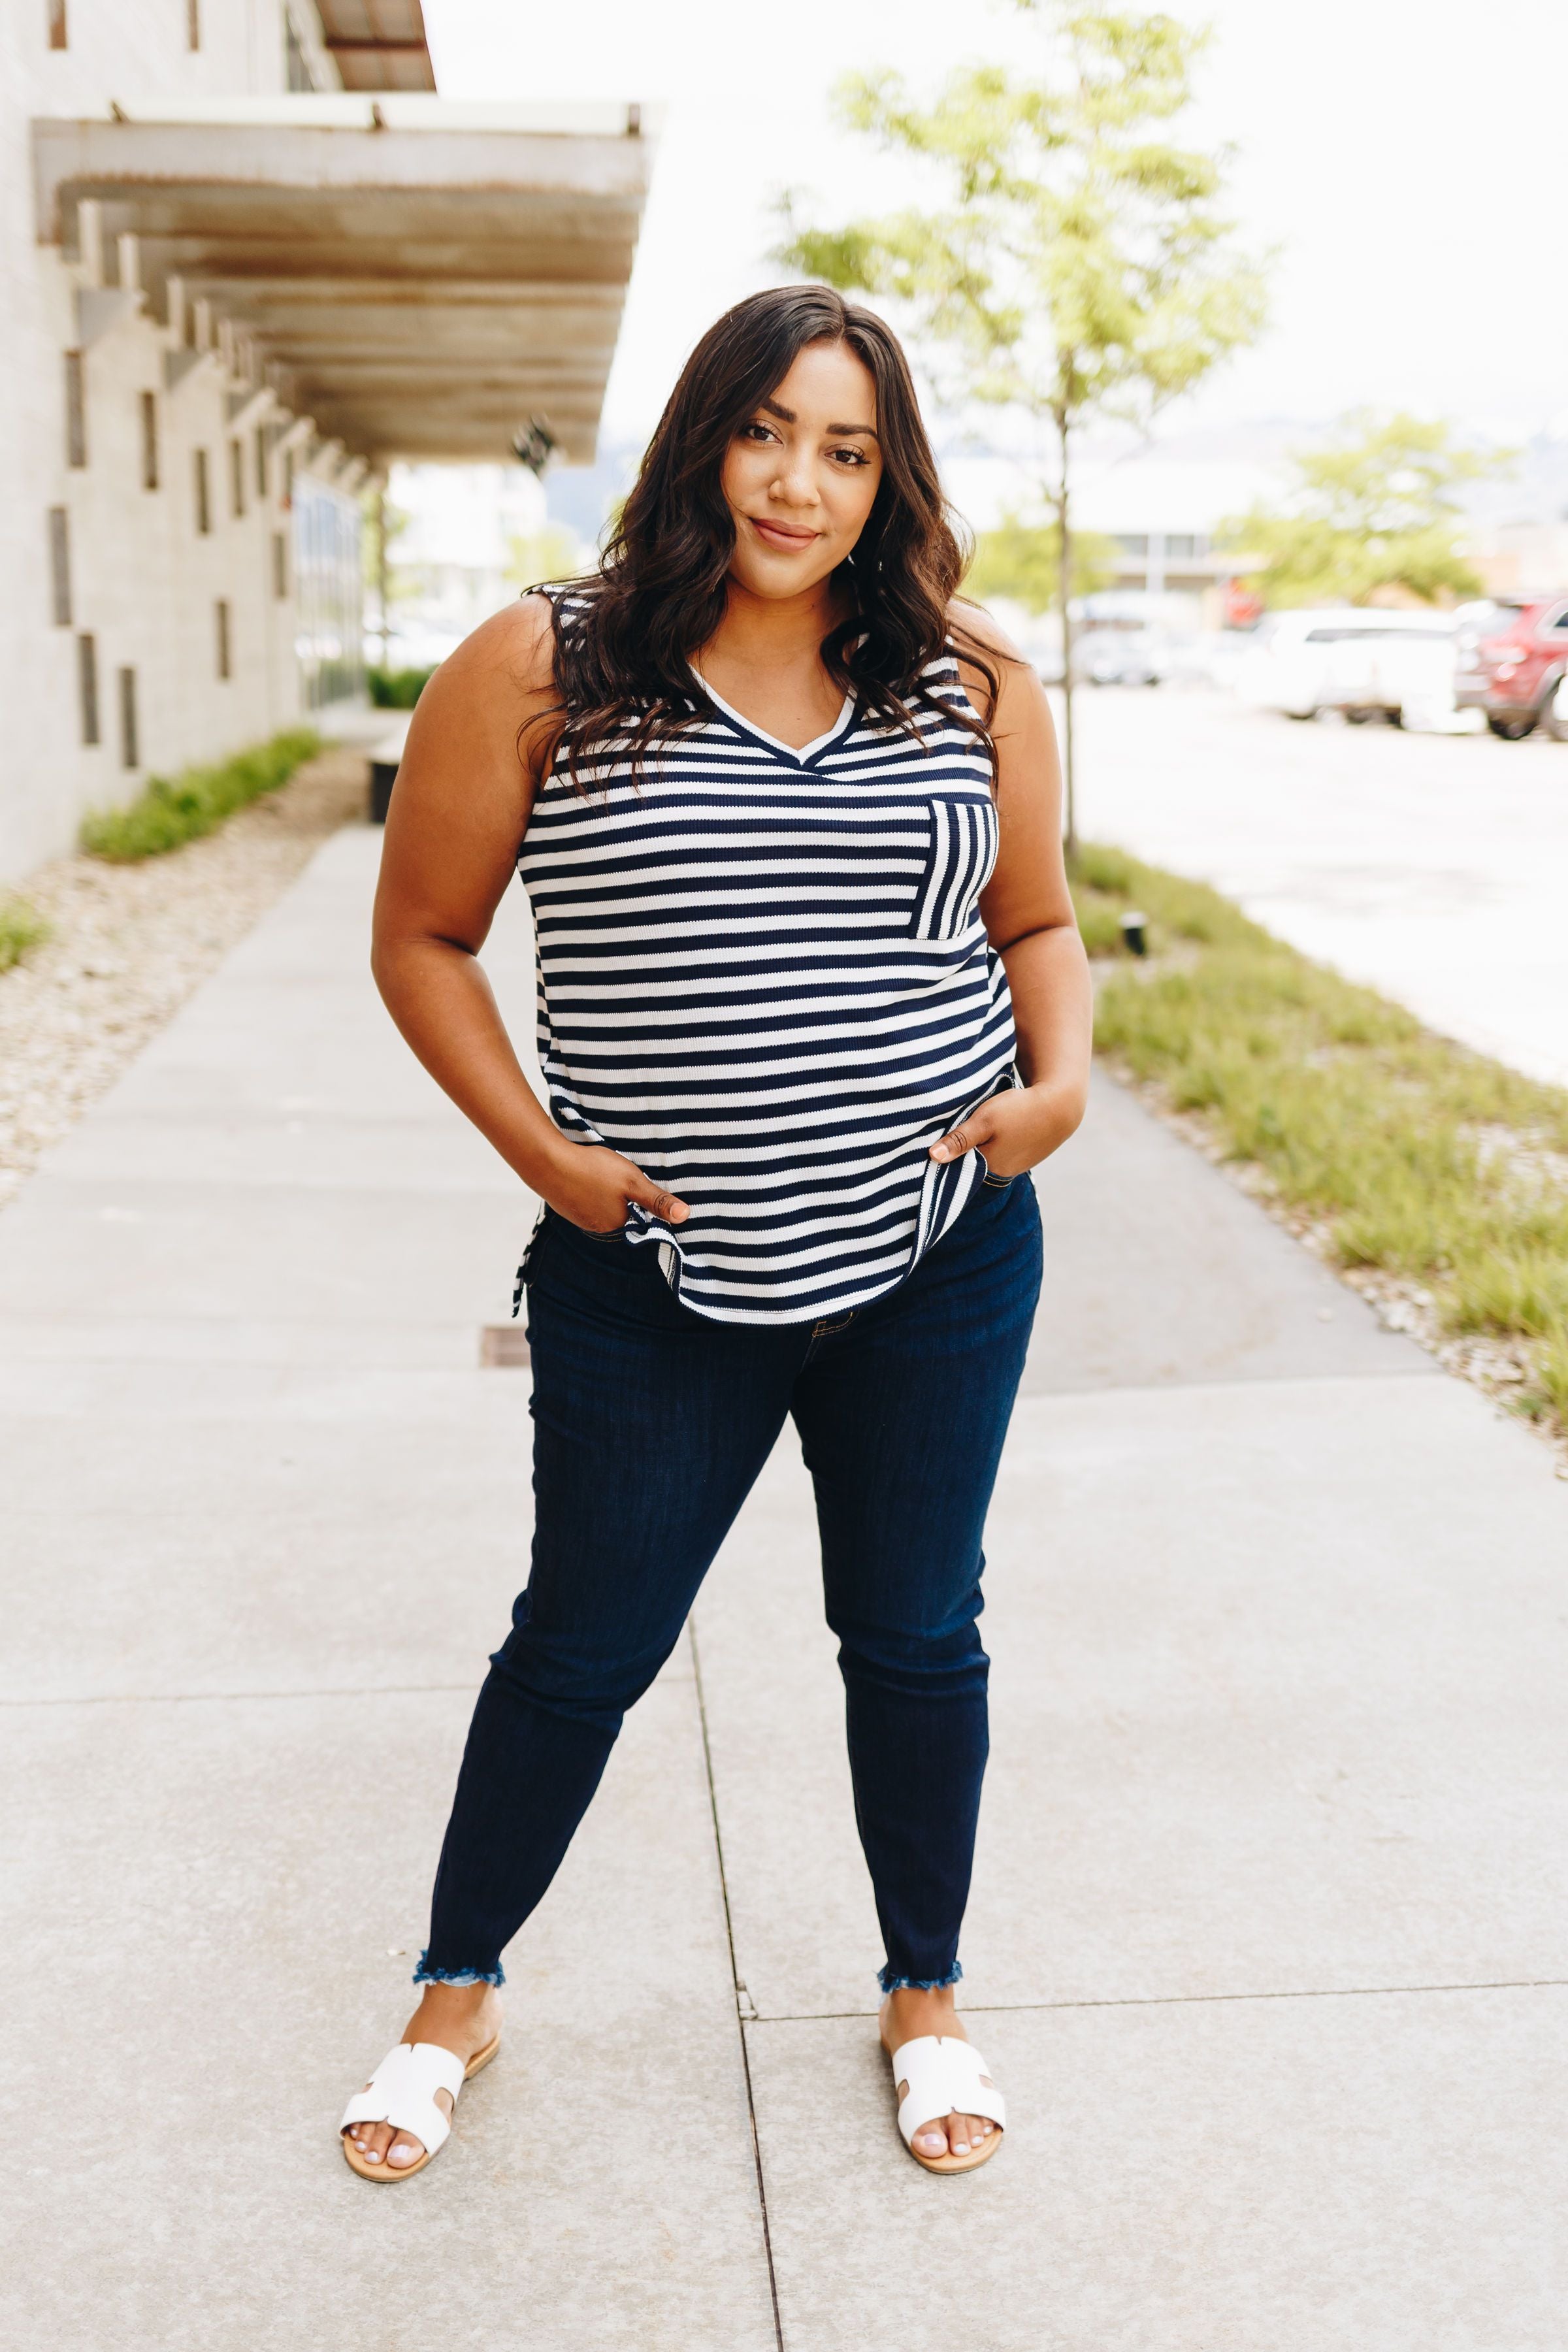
[505,522,581,593]
[363,486,414,663]
[777,3,1267,847]
[1224,411,1509,608]
[965,515,1117,614]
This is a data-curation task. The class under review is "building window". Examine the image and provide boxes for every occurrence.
[77,634,99,745]
[272,531,288,600]
[186,0,200,48]
[118,667,139,770]
[48,0,67,48]
[215,599,231,680]
[194,448,211,534]
[255,425,268,499]
[1113,533,1149,558]
[140,390,159,491]
[64,350,86,467]
[1166,532,1208,561]
[293,475,365,709]
[229,440,246,518]
[47,507,71,626]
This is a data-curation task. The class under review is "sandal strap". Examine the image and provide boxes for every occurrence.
[889,2035,1006,2146]
[340,2041,466,2153]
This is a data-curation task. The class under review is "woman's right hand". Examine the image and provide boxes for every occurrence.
[540,1139,691,1236]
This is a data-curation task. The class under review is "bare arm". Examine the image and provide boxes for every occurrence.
[930,605,1093,1178]
[370,596,689,1230]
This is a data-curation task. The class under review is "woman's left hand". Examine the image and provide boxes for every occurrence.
[929,1081,1085,1183]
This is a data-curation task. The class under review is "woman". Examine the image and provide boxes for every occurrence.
[341,285,1091,2182]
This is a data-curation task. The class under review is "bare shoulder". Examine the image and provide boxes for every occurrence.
[424,589,559,710]
[945,595,1039,732]
[946,595,1022,663]
[400,590,561,793]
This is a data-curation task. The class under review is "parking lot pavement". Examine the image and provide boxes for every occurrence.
[5,817,1566,2348]
[1063,685,1568,1086]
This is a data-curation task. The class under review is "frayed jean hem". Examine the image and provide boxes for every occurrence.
[877,1960,962,1994]
[412,1952,505,1989]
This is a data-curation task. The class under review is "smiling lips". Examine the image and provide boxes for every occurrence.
[750,517,820,551]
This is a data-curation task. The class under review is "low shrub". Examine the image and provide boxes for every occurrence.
[80,728,321,862]
[367,665,436,709]
[0,896,50,973]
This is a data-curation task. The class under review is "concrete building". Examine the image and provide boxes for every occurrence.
[4,1,653,881]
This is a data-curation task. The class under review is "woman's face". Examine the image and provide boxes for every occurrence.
[719,338,884,601]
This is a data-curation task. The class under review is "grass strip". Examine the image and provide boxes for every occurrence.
[80,728,321,862]
[0,896,50,973]
[1070,841,1568,1431]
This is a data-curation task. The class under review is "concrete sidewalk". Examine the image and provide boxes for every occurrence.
[3,821,1565,2349]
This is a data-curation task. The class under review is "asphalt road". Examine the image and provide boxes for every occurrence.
[1059,686,1568,1087]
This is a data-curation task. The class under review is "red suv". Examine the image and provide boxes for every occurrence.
[1454,595,1568,738]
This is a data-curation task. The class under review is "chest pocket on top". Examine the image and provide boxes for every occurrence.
[907,794,1000,940]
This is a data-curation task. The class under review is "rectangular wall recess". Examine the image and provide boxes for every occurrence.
[64,350,86,468]
[47,507,71,625]
[118,666,139,770]
[76,634,99,745]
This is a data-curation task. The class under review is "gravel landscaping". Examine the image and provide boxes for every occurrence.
[0,747,368,1211]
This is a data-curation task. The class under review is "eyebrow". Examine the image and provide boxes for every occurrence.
[759,396,879,440]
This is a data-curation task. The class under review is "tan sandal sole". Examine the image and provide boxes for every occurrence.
[907,2125,1003,2175]
[342,2029,502,2183]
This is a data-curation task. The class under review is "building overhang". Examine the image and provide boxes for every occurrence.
[32,98,655,464]
[316,0,438,93]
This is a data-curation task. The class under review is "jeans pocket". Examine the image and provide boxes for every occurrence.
[908,795,1000,940]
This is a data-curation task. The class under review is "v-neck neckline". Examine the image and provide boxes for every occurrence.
[691,668,856,769]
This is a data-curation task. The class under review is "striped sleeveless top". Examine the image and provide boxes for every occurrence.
[516,625,1018,1326]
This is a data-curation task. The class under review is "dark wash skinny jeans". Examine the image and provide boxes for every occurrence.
[419,1170,1043,1995]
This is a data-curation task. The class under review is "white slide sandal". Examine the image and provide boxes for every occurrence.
[888,2034,1006,2174]
[340,2033,500,2181]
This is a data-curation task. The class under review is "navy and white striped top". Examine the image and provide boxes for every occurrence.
[517,634,1017,1326]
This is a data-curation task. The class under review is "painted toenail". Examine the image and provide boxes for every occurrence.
[389,2145,418,2164]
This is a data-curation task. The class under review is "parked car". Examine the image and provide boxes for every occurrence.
[1074,627,1168,687]
[1453,595,1568,738]
[1235,607,1458,725]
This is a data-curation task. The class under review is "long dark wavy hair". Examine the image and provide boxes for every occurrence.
[531,284,999,789]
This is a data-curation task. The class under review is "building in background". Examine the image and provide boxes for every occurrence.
[3,1,653,879]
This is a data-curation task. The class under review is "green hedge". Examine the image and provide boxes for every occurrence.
[367,664,436,709]
[80,728,322,862]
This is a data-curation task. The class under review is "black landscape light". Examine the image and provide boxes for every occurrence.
[1120,910,1149,956]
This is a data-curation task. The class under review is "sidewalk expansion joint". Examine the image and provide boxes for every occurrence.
[0,1680,482,1708]
[688,1617,786,2352]
[747,1974,1568,2025]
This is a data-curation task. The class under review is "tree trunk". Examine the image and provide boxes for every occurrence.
[376,486,391,667]
[1056,412,1077,859]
